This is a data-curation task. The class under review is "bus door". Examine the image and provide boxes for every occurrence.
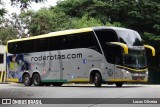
[114,56,123,80]
[104,45,123,81]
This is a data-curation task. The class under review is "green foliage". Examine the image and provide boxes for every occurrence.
[0,0,7,17]
[66,16,103,29]
[0,8,7,17]
[10,0,45,8]
[20,8,71,35]
[0,27,17,45]
[55,0,160,34]
[0,0,46,17]
[143,32,160,41]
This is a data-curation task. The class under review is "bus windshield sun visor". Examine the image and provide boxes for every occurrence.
[144,45,155,56]
[109,42,128,54]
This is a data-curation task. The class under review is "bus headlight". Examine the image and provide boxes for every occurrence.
[121,69,130,74]
[146,71,148,74]
[126,71,130,74]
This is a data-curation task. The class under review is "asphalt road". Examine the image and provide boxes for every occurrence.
[0,83,160,107]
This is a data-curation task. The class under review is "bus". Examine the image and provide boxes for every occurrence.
[0,45,6,82]
[6,26,155,87]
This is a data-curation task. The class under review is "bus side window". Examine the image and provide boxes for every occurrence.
[95,30,118,45]
[16,41,26,54]
[95,30,119,64]
[49,34,79,51]
[63,34,79,50]
[25,40,36,53]
[49,36,63,51]
[8,42,16,54]
[36,38,49,52]
[78,32,101,53]
[0,54,4,64]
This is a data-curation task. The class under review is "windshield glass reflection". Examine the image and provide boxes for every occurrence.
[116,30,143,46]
[123,50,147,68]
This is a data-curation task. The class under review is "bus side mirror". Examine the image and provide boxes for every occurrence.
[109,42,128,54]
[144,45,155,56]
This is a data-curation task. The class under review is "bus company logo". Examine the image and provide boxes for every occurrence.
[107,69,113,77]
[2,99,11,104]
[31,53,82,62]
[83,59,87,64]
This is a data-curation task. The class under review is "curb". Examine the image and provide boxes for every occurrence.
[0,82,10,84]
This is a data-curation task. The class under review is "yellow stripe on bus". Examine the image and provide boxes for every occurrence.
[7,28,93,43]
[0,71,6,82]
[116,65,148,72]
[0,71,4,82]
[110,42,128,54]
[144,45,155,56]
[7,78,19,82]
[3,71,6,82]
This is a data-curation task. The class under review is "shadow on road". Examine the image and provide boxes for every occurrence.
[61,85,145,88]
[14,84,146,88]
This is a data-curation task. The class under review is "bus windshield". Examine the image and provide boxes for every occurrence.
[116,29,143,46]
[123,50,147,68]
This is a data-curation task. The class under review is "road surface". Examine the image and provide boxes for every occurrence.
[0,83,160,107]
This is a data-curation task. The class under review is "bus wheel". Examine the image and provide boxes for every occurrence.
[52,83,63,86]
[33,74,41,86]
[115,82,123,87]
[94,73,102,87]
[23,74,32,86]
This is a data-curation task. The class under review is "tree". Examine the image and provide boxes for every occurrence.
[55,0,160,34]
[0,0,7,17]
[0,0,46,17]
[10,0,46,8]
[19,8,70,36]
[65,16,103,29]
[0,18,17,44]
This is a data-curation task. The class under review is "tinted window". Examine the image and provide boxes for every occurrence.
[25,40,36,53]
[8,42,16,54]
[8,32,101,53]
[49,36,63,51]
[49,32,100,52]
[0,54,4,64]
[49,34,79,51]
[8,41,25,54]
[78,32,101,53]
[8,40,36,54]
[16,41,25,53]
[36,38,49,52]
[95,30,118,45]
[95,30,120,64]
[63,35,78,49]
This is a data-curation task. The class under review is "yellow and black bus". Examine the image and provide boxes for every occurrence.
[7,26,155,87]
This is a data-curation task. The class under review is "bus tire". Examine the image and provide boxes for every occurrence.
[94,73,102,87]
[52,83,63,86]
[115,82,123,87]
[23,74,32,86]
[32,73,41,86]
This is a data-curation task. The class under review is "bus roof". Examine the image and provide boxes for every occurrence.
[93,26,135,31]
[7,27,93,43]
[7,26,135,43]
